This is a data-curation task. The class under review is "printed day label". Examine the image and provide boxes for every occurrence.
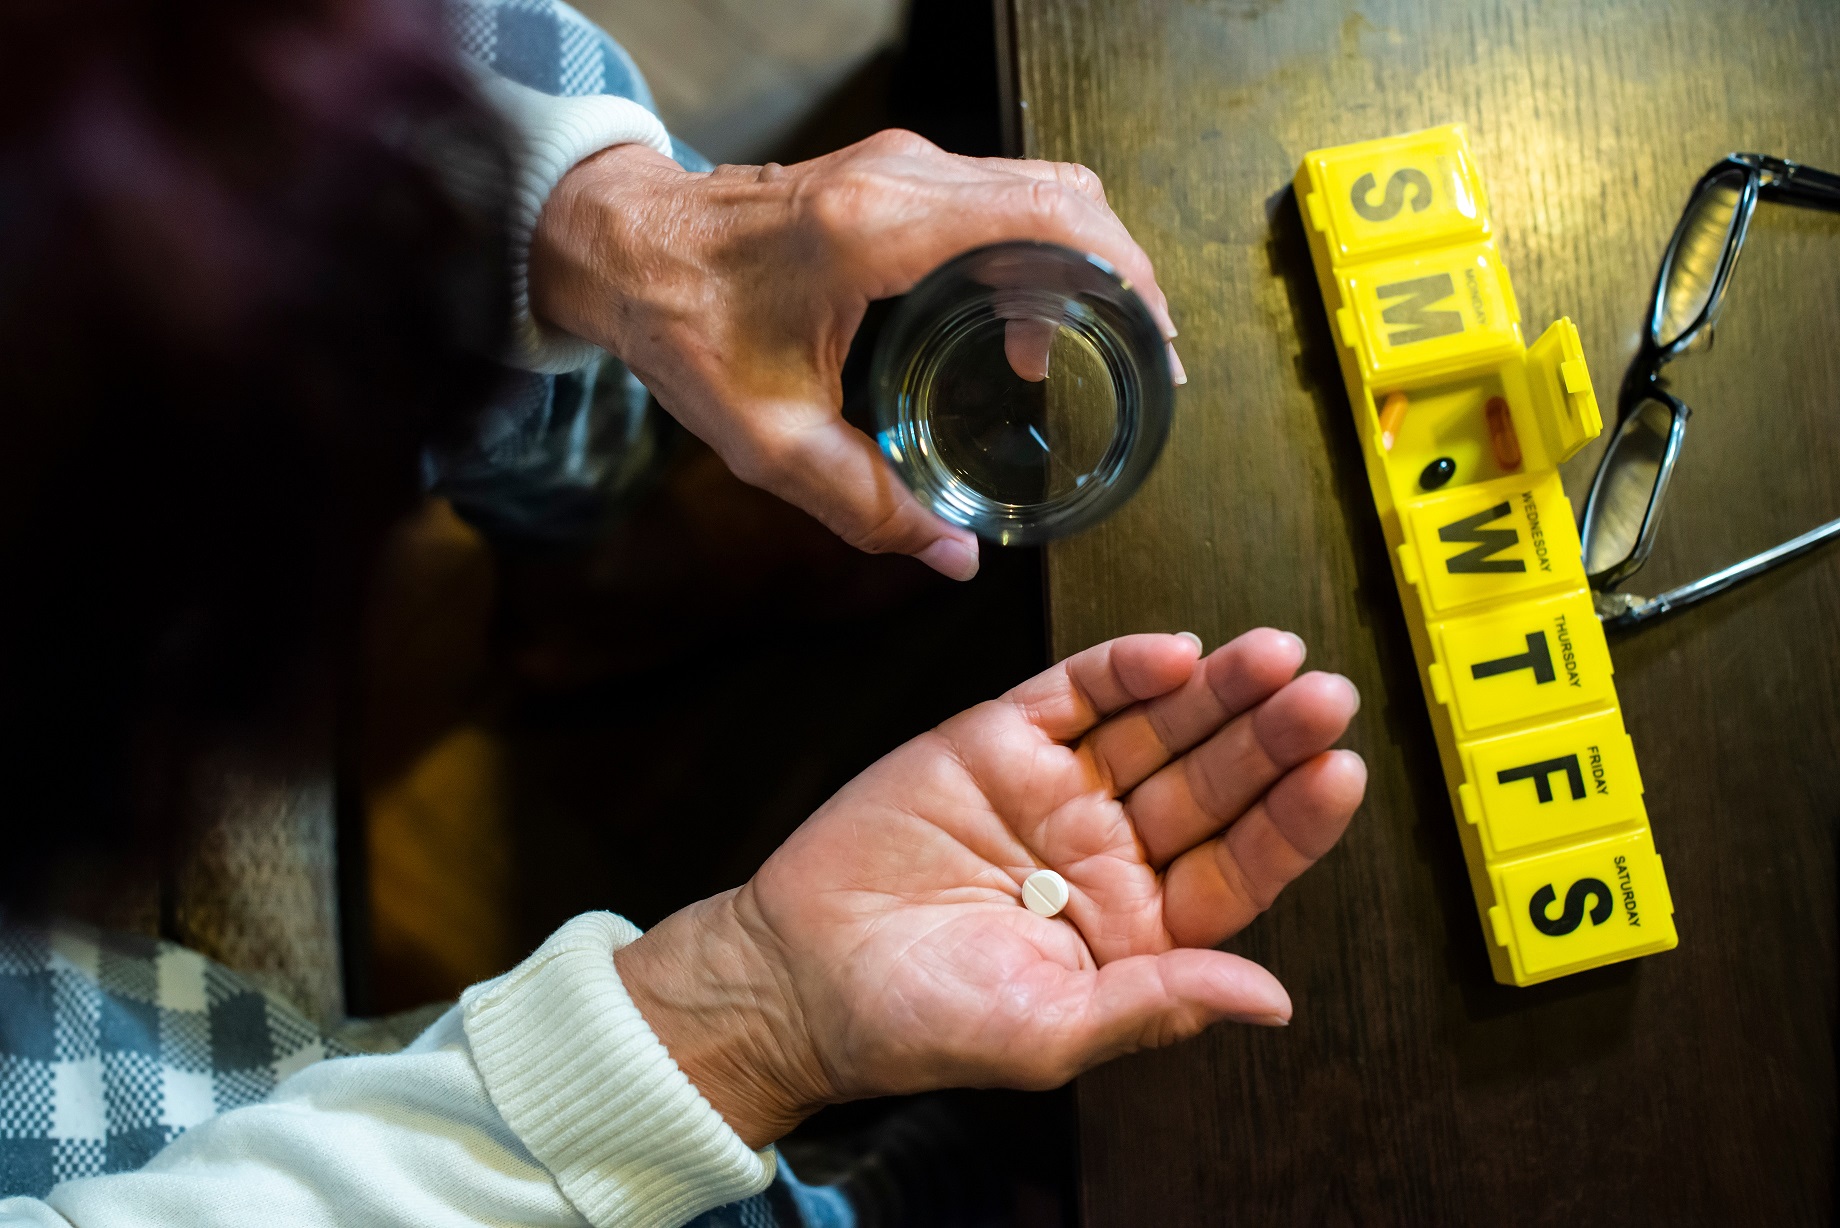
[1460,710,1646,858]
[1307,130,1490,264]
[1339,244,1523,384]
[1492,831,1677,978]
[1434,588,1614,736]
[1405,472,1586,615]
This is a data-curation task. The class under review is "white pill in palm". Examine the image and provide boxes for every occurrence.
[1021,869,1070,918]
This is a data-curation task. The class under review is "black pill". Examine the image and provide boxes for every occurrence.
[1420,457,1456,490]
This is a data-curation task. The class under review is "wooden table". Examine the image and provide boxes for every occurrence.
[1004,0,1840,1220]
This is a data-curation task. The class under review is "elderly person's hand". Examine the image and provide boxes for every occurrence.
[613,628,1364,1147]
[528,132,1185,582]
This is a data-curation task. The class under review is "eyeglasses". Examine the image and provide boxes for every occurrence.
[1579,153,1840,630]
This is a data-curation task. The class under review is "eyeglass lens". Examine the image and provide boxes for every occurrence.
[1583,397,1679,575]
[1654,167,1748,348]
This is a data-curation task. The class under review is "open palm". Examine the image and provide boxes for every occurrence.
[737,627,1365,1108]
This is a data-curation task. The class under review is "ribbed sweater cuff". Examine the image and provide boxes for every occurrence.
[462,912,775,1228]
[471,69,676,374]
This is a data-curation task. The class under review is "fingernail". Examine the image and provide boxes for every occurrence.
[1332,672,1361,715]
[1256,1013,1291,1028]
[918,536,980,581]
[1281,631,1306,663]
[1177,631,1204,654]
[1167,342,1188,386]
[1163,319,1179,341]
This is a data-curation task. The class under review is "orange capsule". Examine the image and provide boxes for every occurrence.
[1485,395,1522,470]
[1378,391,1408,451]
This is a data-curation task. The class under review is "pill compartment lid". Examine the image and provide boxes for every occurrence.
[1525,317,1604,465]
[1299,124,1493,267]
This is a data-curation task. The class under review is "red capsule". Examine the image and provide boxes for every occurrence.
[1486,396,1522,470]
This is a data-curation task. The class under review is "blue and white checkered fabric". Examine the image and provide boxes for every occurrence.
[0,916,851,1225]
[0,921,350,1199]
[446,0,709,171]
[0,916,851,1223]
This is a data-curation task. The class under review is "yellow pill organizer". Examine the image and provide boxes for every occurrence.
[1294,125,1678,985]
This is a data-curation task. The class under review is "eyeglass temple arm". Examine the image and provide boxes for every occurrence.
[1763,162,1840,211]
[1600,515,1840,630]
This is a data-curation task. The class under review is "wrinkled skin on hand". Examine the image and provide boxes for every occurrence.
[529,131,1186,583]
[616,629,1365,1147]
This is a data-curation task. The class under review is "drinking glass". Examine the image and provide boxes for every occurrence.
[871,241,1174,545]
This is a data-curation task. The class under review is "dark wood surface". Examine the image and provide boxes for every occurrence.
[1008,0,1840,1222]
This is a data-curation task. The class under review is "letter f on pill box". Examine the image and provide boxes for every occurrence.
[1296,125,1677,986]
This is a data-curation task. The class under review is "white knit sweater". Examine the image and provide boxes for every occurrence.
[0,914,775,1228]
[471,68,674,374]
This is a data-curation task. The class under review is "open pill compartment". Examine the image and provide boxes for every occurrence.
[1296,125,1675,986]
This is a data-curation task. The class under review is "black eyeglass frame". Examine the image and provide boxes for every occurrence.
[1580,153,1840,627]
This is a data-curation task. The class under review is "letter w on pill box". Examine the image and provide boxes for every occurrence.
[1295,125,1677,986]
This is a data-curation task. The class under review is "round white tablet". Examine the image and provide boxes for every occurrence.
[1021,869,1070,918]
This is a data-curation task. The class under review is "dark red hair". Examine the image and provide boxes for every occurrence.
[0,0,511,908]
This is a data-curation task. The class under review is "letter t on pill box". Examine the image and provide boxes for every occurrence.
[1294,125,1678,985]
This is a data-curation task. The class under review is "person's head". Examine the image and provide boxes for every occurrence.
[0,0,510,910]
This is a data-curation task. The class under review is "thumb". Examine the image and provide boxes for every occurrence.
[1004,317,1057,382]
[750,410,981,581]
[1052,949,1292,1075]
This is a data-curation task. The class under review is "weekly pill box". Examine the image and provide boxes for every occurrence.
[1295,125,1677,985]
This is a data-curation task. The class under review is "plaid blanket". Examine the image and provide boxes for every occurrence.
[0,920,350,1199]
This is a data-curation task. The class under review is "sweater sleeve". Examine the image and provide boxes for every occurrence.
[0,914,775,1228]
[447,0,688,374]
[470,67,674,374]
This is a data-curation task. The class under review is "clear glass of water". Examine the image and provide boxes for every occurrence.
[871,241,1174,545]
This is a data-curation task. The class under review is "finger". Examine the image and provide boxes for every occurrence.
[1004,317,1056,381]
[1007,284,1179,389]
[1077,627,1306,798]
[1018,949,1291,1087]
[1003,632,1203,744]
[978,157,1113,208]
[1161,749,1367,948]
[1129,671,1360,866]
[979,158,1180,344]
[739,409,981,580]
[851,172,1177,346]
[809,132,1177,343]
[993,183,1176,342]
